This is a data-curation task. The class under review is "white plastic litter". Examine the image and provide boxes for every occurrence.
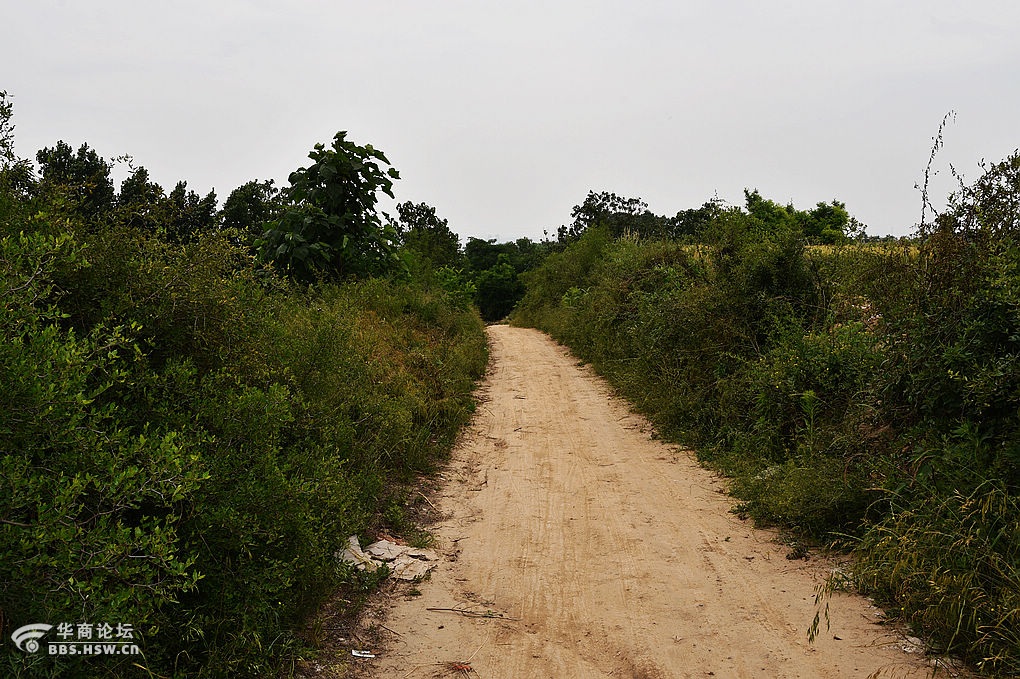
[364,539,406,562]
[340,535,379,572]
[389,554,436,581]
[340,537,438,581]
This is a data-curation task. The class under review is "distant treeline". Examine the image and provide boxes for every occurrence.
[450,186,871,323]
[0,93,486,677]
[514,155,1020,676]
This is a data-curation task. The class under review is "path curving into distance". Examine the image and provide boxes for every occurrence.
[352,325,952,679]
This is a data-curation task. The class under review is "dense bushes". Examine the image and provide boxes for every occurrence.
[513,159,1020,675]
[0,106,486,677]
[0,231,485,679]
[462,237,553,321]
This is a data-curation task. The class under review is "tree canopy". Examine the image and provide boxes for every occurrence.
[394,200,461,269]
[256,131,401,282]
[743,189,851,244]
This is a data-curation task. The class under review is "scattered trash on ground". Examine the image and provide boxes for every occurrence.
[339,536,438,581]
[340,535,379,572]
[351,649,376,658]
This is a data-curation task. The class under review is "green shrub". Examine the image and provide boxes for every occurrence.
[1,231,206,678]
[852,483,1020,675]
[731,458,872,536]
[1,208,485,677]
[513,162,1020,673]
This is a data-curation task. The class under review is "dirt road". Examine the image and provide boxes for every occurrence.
[353,325,948,678]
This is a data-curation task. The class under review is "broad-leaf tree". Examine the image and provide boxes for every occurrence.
[257,131,401,282]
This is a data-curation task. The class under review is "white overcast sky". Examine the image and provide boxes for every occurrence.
[3,1,1019,240]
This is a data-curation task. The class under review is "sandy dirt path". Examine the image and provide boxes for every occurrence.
[352,325,949,679]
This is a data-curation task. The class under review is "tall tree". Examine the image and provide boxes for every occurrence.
[116,166,164,233]
[667,198,727,239]
[395,201,461,268]
[743,189,850,244]
[474,253,525,321]
[36,141,115,219]
[558,190,666,242]
[158,181,217,244]
[464,237,504,272]
[257,131,401,282]
[220,179,281,246]
[0,90,15,166]
[0,91,34,205]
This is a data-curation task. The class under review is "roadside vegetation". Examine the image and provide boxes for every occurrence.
[513,156,1020,676]
[4,81,1018,677]
[0,93,486,678]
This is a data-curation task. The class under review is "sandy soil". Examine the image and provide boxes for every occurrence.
[347,325,955,679]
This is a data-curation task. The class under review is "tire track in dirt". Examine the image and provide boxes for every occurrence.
[350,325,954,679]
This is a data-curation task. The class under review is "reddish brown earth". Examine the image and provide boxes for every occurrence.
[338,325,956,679]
